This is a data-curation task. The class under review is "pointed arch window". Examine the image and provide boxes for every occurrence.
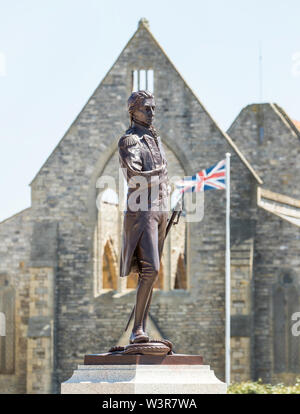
[94,188,120,295]
[0,277,15,374]
[102,239,118,290]
[174,253,187,289]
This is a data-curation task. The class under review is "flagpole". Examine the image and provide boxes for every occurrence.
[225,152,231,386]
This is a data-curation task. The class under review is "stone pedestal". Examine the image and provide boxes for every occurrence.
[61,354,227,394]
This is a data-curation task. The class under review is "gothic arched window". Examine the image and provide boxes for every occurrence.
[93,188,120,295]
[174,253,187,289]
[0,277,15,374]
[102,239,118,290]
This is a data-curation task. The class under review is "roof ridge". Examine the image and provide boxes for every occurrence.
[271,103,300,139]
[257,187,300,227]
[141,25,263,184]
[0,206,31,226]
[29,25,142,186]
[292,119,300,130]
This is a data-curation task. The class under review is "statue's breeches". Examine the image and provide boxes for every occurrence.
[120,210,168,278]
[135,210,168,278]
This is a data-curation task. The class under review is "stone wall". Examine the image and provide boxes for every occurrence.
[228,103,300,383]
[230,237,254,382]
[0,208,32,393]
[253,210,300,383]
[26,267,55,393]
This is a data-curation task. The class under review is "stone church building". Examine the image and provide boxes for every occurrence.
[0,19,299,393]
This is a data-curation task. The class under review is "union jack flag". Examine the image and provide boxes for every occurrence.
[176,159,226,193]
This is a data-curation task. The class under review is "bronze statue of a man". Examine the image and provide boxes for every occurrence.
[118,90,169,344]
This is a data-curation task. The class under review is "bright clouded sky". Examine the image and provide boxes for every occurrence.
[0,0,299,221]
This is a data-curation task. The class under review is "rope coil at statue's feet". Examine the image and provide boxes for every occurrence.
[108,339,173,356]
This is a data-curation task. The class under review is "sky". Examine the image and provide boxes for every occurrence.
[0,0,299,222]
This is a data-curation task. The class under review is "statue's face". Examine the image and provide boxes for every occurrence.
[133,98,155,126]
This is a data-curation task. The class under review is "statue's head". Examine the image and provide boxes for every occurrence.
[128,90,155,127]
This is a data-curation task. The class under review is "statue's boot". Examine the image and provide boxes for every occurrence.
[130,213,165,344]
[142,287,153,333]
[130,273,157,344]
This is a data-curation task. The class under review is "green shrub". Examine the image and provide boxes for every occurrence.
[227,378,300,394]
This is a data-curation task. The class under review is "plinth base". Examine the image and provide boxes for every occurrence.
[61,354,227,394]
[84,353,203,365]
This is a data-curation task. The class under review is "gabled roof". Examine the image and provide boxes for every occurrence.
[136,20,263,185]
[257,187,300,227]
[271,103,300,139]
[30,18,263,186]
[292,119,300,131]
[0,207,31,226]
